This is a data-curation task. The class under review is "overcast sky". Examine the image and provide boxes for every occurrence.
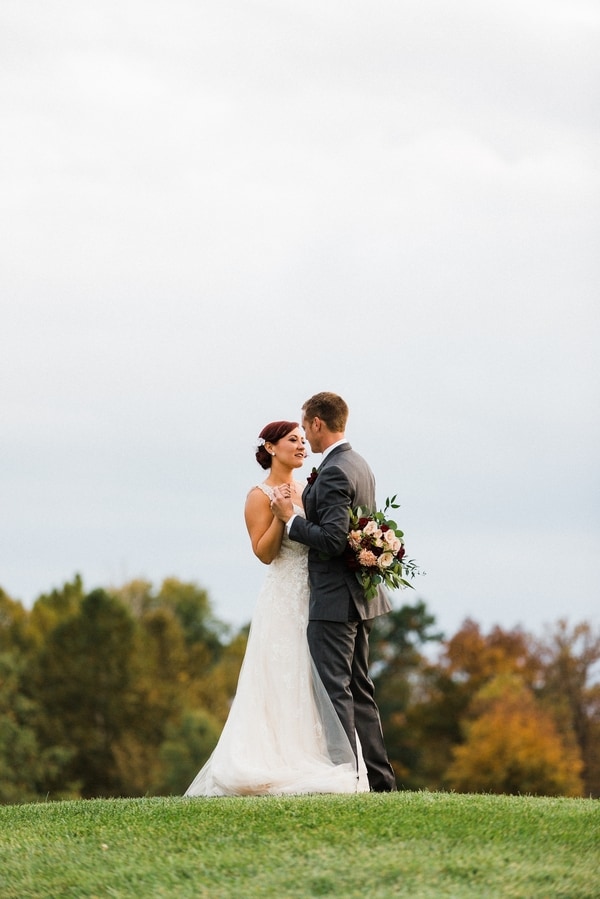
[2,0,599,641]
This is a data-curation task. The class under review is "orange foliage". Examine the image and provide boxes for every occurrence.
[446,674,584,797]
[443,618,542,688]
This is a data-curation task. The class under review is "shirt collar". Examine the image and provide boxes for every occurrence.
[322,438,348,462]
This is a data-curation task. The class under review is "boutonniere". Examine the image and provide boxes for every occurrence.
[307,467,319,486]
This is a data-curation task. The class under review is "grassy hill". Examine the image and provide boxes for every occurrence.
[0,792,598,898]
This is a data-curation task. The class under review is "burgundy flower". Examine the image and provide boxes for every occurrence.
[344,546,360,570]
[345,497,421,599]
[307,467,319,486]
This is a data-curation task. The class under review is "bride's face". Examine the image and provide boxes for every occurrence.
[272,427,307,469]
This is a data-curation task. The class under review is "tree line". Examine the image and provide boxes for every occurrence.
[0,576,598,803]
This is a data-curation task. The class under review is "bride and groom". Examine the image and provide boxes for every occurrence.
[185,392,397,796]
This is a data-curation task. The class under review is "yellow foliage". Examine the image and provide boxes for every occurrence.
[446,674,584,797]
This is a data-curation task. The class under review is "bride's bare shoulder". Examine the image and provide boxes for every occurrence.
[246,484,271,503]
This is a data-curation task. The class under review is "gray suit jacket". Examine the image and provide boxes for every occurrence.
[289,443,392,622]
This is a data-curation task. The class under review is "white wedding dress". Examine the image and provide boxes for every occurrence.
[185,484,368,796]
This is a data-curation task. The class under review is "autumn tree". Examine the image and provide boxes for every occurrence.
[536,619,600,797]
[412,618,599,797]
[8,570,594,802]
[446,674,584,796]
[404,618,546,789]
[441,618,542,690]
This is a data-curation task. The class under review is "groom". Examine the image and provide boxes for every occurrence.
[272,391,397,792]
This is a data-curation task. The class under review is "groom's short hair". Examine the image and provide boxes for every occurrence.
[302,392,348,433]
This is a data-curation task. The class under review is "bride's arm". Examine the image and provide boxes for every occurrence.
[244,488,285,564]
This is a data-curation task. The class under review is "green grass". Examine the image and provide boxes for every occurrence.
[0,792,597,898]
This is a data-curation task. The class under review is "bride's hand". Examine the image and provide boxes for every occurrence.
[270,485,293,521]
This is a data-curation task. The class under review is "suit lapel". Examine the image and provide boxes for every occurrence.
[302,443,352,514]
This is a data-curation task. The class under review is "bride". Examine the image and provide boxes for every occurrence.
[185,420,367,796]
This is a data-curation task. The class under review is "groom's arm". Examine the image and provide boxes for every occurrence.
[288,464,353,557]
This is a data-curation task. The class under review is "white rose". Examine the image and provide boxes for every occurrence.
[383,530,402,553]
[377,552,394,569]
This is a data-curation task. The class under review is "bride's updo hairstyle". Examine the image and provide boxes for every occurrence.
[255,420,299,470]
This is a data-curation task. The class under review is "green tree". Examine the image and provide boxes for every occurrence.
[2,577,239,801]
[27,575,86,648]
[113,578,230,704]
[113,578,227,653]
[28,589,141,797]
[369,600,443,787]
[0,590,29,653]
[156,578,228,651]
[195,626,248,724]
[131,589,246,795]
[0,652,75,803]
[154,709,222,795]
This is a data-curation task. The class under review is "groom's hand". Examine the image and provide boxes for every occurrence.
[270,486,294,523]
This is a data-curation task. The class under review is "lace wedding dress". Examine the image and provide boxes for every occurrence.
[185,484,368,796]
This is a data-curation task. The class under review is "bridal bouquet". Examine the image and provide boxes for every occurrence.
[345,495,420,600]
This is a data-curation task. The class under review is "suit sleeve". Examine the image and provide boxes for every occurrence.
[289,464,353,557]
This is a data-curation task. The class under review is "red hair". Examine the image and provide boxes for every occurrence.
[255,420,299,470]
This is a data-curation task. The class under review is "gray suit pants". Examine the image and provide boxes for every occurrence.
[307,616,397,792]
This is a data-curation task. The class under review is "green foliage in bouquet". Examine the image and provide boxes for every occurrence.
[346,495,421,600]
